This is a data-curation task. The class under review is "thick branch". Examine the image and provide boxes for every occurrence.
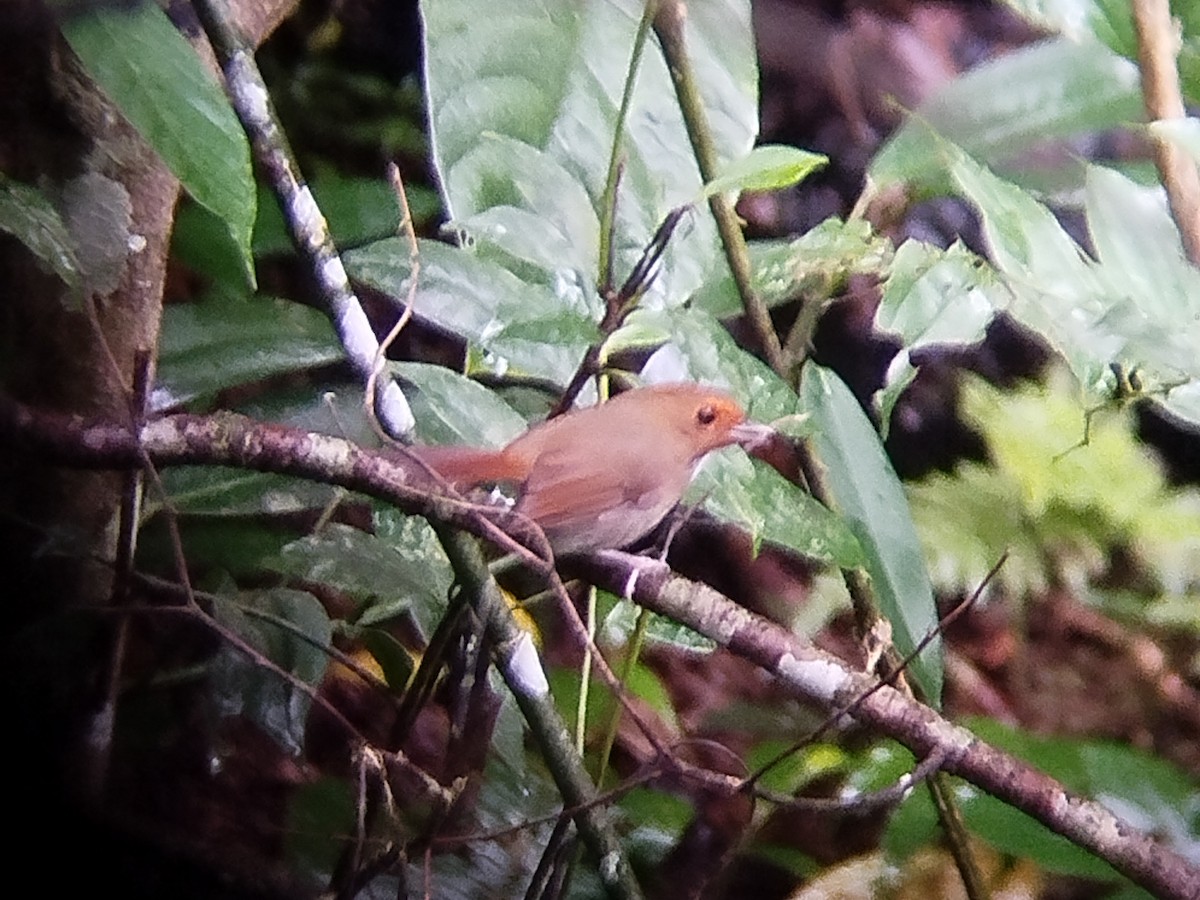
[568,553,1200,900]
[4,399,1197,898]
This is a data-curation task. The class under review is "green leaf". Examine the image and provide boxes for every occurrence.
[910,372,1200,599]
[690,218,892,318]
[286,778,357,874]
[999,0,1135,47]
[689,449,864,567]
[273,523,450,628]
[422,0,758,307]
[448,134,600,274]
[372,508,456,638]
[874,239,1007,432]
[357,629,416,692]
[1082,165,1200,406]
[946,148,1120,394]
[252,176,430,256]
[61,2,255,286]
[0,175,82,296]
[701,144,827,198]
[962,719,1200,878]
[802,364,941,703]
[136,515,295,577]
[159,468,340,518]
[945,150,1200,424]
[156,385,372,518]
[345,237,591,383]
[156,290,342,407]
[871,39,1142,194]
[1149,117,1200,162]
[210,588,333,756]
[393,362,528,447]
[603,599,715,653]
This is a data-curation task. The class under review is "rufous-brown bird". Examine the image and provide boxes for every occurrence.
[415,383,773,555]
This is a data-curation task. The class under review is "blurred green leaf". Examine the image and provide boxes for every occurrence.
[962,719,1200,878]
[211,588,333,756]
[603,597,715,653]
[156,383,373,518]
[357,628,415,692]
[871,39,1141,195]
[701,144,827,198]
[345,237,590,383]
[137,514,296,577]
[803,364,941,704]
[61,2,255,286]
[874,239,1007,432]
[744,741,848,798]
[273,522,449,627]
[0,175,81,296]
[393,361,528,447]
[371,508,455,638]
[691,218,892,319]
[690,448,864,567]
[156,291,342,407]
[910,373,1200,600]
[286,777,356,874]
[1150,117,1200,161]
[1000,0,1199,102]
[157,467,339,518]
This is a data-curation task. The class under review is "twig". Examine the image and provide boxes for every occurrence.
[598,1,658,296]
[365,163,420,441]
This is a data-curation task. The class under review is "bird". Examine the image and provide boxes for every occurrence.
[413,383,773,555]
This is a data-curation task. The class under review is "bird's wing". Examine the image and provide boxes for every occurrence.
[518,444,689,552]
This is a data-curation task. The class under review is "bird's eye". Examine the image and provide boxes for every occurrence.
[696,405,717,426]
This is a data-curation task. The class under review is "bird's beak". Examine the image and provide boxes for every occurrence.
[730,421,776,454]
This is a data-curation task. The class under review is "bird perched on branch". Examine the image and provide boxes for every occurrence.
[414,383,773,555]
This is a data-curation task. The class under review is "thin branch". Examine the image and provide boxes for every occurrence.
[1132,0,1200,264]
[652,0,785,374]
[434,526,646,900]
[190,0,415,438]
[598,0,659,296]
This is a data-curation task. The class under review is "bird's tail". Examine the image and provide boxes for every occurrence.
[407,444,521,487]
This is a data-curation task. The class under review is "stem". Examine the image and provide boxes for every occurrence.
[598,1,659,295]
[652,0,785,374]
[434,527,645,900]
[1132,0,1200,264]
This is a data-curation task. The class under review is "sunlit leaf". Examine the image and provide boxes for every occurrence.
[701,144,827,198]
